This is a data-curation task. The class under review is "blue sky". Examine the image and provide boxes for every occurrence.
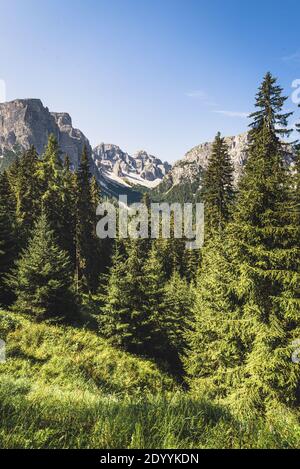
[0,0,300,162]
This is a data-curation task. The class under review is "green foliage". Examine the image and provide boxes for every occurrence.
[75,146,102,292]
[100,239,193,373]
[0,310,175,396]
[59,155,77,264]
[100,241,158,356]
[184,248,201,282]
[11,146,42,245]
[185,235,246,399]
[0,145,22,173]
[0,75,299,448]
[8,213,78,321]
[249,71,293,139]
[164,271,194,358]
[229,74,300,408]
[38,135,66,246]
[0,172,17,306]
[0,311,299,449]
[201,132,234,236]
[186,73,300,410]
[151,170,204,204]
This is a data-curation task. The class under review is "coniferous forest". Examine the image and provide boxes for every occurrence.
[0,73,300,449]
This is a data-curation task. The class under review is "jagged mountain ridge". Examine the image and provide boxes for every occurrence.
[1,99,293,204]
[0,99,171,198]
[154,133,249,198]
[93,143,171,187]
[153,132,295,202]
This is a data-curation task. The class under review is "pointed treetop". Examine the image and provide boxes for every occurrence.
[249,72,293,139]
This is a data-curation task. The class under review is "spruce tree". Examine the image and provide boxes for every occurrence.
[90,175,101,211]
[8,213,77,322]
[12,146,41,244]
[249,72,292,139]
[228,73,299,407]
[201,132,234,237]
[164,270,194,370]
[158,211,187,279]
[0,172,17,306]
[100,240,155,355]
[60,155,77,266]
[38,135,67,248]
[185,235,244,399]
[292,117,300,228]
[186,73,300,409]
[184,248,201,283]
[98,240,130,345]
[142,242,169,360]
[75,146,101,292]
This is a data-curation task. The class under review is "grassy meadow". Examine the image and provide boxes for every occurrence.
[0,310,299,449]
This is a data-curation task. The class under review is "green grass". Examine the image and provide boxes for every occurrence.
[0,310,300,449]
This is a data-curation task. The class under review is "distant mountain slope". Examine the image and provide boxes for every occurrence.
[151,133,250,202]
[1,100,293,205]
[0,99,171,202]
[152,132,296,203]
[0,99,92,170]
[93,143,171,190]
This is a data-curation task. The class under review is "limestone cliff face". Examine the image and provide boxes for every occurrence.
[0,99,91,169]
[2,99,293,203]
[162,133,250,190]
[93,144,132,175]
[93,143,171,183]
[0,99,169,196]
[133,150,171,181]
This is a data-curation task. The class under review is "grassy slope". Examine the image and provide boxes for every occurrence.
[0,310,299,449]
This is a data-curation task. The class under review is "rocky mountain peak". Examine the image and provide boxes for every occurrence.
[92,144,171,185]
[0,99,92,170]
[51,112,73,128]
[154,132,294,201]
[180,132,250,184]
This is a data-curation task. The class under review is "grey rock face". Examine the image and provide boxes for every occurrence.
[133,150,171,180]
[51,112,91,169]
[160,132,296,195]
[166,133,250,188]
[93,144,171,182]
[0,99,92,168]
[93,144,132,174]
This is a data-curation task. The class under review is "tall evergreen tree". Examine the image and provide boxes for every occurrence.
[100,240,156,355]
[227,73,299,407]
[201,132,234,237]
[59,155,77,265]
[142,242,169,359]
[158,211,187,279]
[249,72,292,140]
[90,175,101,211]
[186,73,300,409]
[0,172,17,306]
[185,235,243,399]
[8,212,77,322]
[75,146,101,292]
[12,146,41,244]
[164,270,194,365]
[38,135,67,248]
[184,248,201,283]
[98,240,129,344]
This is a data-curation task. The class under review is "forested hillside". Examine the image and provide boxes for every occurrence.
[0,73,299,449]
